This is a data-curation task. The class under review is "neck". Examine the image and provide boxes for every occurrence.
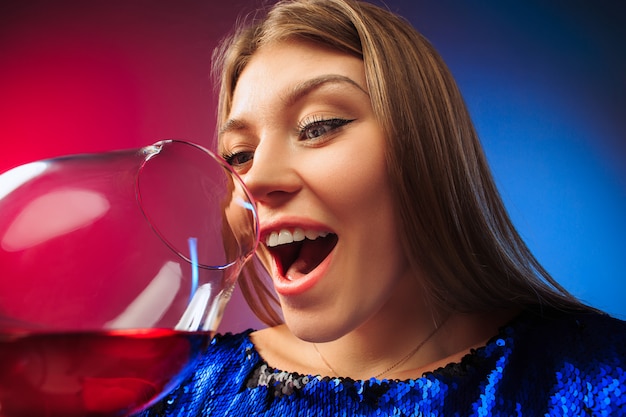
[314,314,449,379]
[249,306,520,381]
[310,276,447,379]
[310,309,520,380]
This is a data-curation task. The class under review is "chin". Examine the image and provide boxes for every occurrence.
[281,307,357,343]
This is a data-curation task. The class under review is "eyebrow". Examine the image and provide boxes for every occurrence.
[284,74,368,106]
[219,74,368,137]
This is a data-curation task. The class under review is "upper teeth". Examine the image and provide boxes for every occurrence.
[265,228,329,248]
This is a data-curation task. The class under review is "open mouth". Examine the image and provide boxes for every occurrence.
[265,229,338,278]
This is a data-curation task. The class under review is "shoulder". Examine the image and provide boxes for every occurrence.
[209,329,255,354]
[199,329,258,377]
[511,310,626,413]
[508,309,625,360]
[572,311,626,343]
[517,309,626,352]
[563,311,626,364]
[504,309,626,388]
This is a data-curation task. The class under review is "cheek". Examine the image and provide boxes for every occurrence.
[309,139,404,267]
[331,143,404,263]
[339,162,391,224]
[309,140,391,214]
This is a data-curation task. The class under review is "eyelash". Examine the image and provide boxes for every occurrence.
[221,149,252,167]
[297,116,355,141]
[221,117,355,167]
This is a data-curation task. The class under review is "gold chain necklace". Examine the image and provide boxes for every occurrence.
[313,317,448,379]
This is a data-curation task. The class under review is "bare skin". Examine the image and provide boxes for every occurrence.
[251,310,519,380]
[223,39,521,381]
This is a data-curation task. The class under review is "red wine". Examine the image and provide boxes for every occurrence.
[0,329,213,417]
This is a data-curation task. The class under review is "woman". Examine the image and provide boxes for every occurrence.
[138,0,626,415]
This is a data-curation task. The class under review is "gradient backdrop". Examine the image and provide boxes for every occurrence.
[1,1,624,330]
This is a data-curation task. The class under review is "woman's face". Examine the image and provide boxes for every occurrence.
[220,40,414,342]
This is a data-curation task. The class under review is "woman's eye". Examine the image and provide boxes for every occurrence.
[298,118,354,141]
[222,151,254,167]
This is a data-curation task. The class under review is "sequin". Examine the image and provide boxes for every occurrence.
[135,309,626,416]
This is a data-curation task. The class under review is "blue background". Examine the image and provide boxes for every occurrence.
[1,1,624,327]
[398,0,626,318]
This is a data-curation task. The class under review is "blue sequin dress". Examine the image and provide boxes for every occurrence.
[136,309,626,416]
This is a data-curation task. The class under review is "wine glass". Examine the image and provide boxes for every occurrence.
[0,140,258,417]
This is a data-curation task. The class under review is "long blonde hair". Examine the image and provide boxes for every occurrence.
[212,0,592,326]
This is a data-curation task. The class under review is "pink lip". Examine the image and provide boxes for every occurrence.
[271,250,334,296]
[259,216,336,297]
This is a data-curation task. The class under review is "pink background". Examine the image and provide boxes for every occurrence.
[0,0,265,332]
[2,1,625,327]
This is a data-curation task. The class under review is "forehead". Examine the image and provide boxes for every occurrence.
[228,40,367,116]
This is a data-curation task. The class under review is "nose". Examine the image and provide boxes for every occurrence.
[242,137,301,206]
